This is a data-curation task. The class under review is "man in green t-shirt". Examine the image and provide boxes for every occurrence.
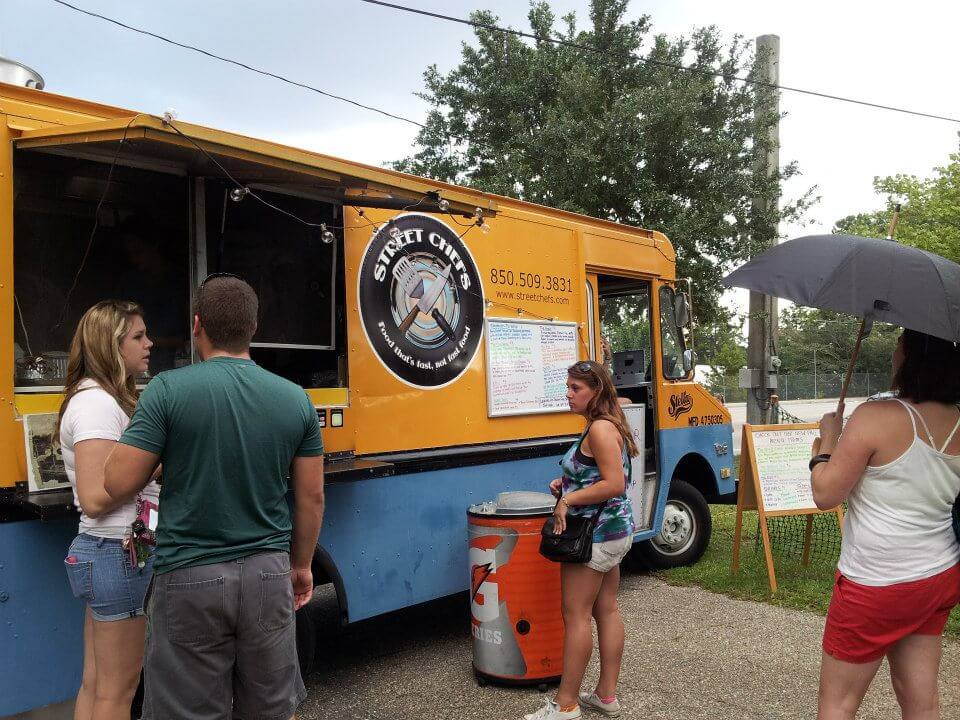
[105,275,324,720]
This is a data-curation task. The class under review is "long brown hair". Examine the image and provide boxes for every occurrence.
[55,300,144,441]
[568,360,639,458]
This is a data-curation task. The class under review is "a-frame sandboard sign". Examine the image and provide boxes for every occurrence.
[731,423,844,592]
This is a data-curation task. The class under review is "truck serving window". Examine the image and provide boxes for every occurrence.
[204,180,342,388]
[13,151,191,388]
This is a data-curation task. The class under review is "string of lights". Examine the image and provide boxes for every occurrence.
[161,114,346,242]
[161,114,495,243]
[357,0,960,125]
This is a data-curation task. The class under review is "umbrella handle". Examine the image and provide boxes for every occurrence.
[838,318,870,409]
[885,203,901,240]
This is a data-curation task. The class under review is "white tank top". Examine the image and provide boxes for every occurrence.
[838,399,960,585]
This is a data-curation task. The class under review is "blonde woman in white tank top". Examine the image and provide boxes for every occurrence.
[811,330,960,720]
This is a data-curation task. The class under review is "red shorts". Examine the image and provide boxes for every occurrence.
[823,563,960,664]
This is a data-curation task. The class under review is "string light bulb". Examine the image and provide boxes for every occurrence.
[230,187,250,203]
[437,197,450,212]
[320,223,335,244]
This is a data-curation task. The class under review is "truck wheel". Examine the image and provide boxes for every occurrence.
[633,479,711,569]
[296,604,316,678]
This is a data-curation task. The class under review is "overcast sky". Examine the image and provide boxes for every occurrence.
[5,0,959,315]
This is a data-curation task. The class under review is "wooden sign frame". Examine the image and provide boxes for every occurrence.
[731,423,844,592]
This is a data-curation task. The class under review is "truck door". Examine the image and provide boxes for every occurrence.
[589,274,660,532]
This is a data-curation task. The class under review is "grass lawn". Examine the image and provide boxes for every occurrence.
[656,504,960,639]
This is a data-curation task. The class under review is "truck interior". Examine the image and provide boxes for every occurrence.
[596,274,656,468]
[12,145,346,392]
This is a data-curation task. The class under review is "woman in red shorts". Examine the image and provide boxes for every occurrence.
[811,329,960,720]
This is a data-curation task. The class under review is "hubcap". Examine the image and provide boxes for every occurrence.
[652,500,696,555]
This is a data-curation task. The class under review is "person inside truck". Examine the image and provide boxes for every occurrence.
[57,300,159,720]
[525,360,637,720]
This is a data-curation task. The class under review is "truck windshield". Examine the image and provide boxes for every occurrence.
[658,285,688,379]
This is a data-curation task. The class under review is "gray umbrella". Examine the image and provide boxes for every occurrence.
[723,233,960,405]
[724,234,960,343]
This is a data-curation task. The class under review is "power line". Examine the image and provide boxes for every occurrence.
[357,0,960,125]
[48,0,426,130]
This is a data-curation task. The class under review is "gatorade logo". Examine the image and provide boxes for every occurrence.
[469,528,518,644]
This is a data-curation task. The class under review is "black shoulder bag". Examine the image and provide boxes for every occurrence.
[539,500,607,564]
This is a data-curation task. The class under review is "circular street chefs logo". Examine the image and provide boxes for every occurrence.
[357,213,484,388]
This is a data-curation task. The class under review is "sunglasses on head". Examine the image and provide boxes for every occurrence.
[573,361,595,374]
[199,272,242,287]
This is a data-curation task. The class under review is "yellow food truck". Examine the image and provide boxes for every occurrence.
[0,76,734,713]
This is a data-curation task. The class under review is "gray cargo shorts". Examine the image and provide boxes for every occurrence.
[142,550,306,720]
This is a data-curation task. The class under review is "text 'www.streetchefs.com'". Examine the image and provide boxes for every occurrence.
[495,290,571,305]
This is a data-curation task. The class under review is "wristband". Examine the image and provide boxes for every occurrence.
[809,453,832,471]
[559,497,569,509]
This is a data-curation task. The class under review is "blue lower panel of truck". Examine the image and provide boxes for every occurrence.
[319,454,564,623]
[0,518,84,716]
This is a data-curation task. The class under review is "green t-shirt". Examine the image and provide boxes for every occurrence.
[119,357,323,574]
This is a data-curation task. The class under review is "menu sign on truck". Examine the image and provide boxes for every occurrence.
[485,319,578,417]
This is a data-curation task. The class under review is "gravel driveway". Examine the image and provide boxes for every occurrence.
[298,571,959,719]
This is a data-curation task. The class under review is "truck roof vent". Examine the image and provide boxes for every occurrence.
[0,57,45,90]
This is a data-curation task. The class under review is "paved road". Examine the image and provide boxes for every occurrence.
[299,572,959,719]
[729,397,867,453]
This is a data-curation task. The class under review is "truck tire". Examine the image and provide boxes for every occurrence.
[296,604,316,678]
[632,479,711,569]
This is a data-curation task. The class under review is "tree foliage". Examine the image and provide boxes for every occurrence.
[835,147,960,264]
[697,316,746,375]
[777,306,899,377]
[393,0,815,337]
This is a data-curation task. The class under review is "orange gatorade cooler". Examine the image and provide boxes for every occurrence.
[468,491,562,687]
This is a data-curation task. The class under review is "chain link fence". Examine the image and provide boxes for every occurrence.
[706,371,892,403]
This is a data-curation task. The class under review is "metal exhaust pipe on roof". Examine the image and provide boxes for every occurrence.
[0,56,45,90]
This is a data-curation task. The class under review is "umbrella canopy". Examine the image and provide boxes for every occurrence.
[723,234,960,343]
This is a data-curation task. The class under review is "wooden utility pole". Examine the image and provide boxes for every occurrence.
[745,34,781,425]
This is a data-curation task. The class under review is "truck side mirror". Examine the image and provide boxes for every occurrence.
[682,349,697,373]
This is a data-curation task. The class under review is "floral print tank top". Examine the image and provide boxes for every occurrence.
[560,423,635,543]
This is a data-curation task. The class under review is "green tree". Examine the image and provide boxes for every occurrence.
[394,0,815,335]
[835,147,960,263]
[698,318,746,375]
[777,306,899,377]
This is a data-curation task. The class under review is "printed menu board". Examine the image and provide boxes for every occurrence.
[750,427,820,512]
[485,318,578,417]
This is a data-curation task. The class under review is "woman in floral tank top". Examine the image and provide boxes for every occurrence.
[523,360,637,720]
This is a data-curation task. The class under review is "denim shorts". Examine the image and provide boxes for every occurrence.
[64,533,155,622]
